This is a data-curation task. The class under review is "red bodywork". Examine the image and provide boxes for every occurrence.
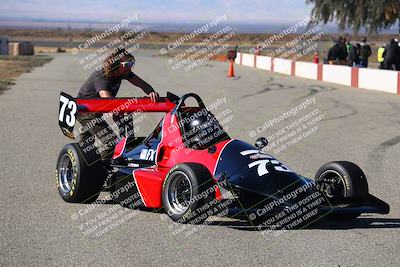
[76,97,229,208]
[132,111,230,208]
[76,97,176,113]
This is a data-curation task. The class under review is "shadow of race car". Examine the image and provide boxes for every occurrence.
[56,92,389,226]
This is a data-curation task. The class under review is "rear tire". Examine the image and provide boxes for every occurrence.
[315,161,369,220]
[56,143,106,203]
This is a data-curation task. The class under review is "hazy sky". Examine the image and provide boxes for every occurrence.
[1,0,313,24]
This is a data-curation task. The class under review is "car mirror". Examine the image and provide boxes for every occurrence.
[255,137,268,150]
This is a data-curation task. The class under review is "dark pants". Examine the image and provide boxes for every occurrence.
[379,62,385,69]
[360,59,368,68]
[385,61,400,71]
[77,113,117,160]
[348,60,354,67]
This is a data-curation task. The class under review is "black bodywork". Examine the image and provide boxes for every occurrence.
[213,140,389,221]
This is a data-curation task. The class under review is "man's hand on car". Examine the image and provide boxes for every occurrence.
[149,92,159,102]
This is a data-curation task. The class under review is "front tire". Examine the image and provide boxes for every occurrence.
[162,163,214,224]
[315,161,369,219]
[56,143,106,203]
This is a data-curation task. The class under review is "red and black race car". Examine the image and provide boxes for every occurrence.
[56,92,389,226]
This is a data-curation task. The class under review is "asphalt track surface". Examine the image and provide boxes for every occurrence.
[1,51,399,266]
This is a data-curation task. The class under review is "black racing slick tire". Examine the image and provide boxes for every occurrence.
[315,161,369,220]
[162,163,215,224]
[56,143,106,203]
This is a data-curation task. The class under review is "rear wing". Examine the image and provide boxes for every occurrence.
[58,92,178,139]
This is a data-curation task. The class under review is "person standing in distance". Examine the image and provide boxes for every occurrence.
[359,38,372,68]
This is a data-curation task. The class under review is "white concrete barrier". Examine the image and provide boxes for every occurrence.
[322,64,352,86]
[359,68,398,94]
[256,56,272,71]
[274,58,292,75]
[241,53,254,67]
[235,53,241,64]
[295,61,318,80]
[234,52,400,95]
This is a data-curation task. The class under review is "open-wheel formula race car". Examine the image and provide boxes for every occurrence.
[56,92,389,226]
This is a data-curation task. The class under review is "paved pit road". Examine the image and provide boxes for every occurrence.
[0,52,399,266]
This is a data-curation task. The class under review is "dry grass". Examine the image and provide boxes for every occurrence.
[0,55,53,93]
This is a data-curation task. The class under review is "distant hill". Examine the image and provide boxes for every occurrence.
[0,18,398,34]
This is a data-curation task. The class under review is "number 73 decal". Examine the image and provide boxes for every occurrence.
[240,150,293,176]
[58,92,77,139]
[59,93,77,127]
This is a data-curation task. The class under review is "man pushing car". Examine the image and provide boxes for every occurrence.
[77,47,159,159]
